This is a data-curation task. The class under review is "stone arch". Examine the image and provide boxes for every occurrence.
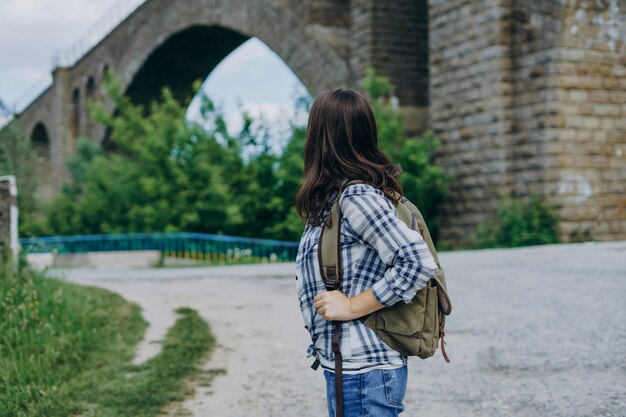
[31,122,50,161]
[111,0,349,108]
[15,0,353,198]
[86,76,96,98]
[30,122,54,197]
[125,25,249,107]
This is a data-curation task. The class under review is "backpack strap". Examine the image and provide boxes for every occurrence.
[318,196,341,291]
[316,178,366,417]
[318,179,364,289]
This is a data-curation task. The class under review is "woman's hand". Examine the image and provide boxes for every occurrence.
[314,288,385,322]
[313,290,355,321]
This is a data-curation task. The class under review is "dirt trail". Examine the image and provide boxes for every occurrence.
[53,241,626,417]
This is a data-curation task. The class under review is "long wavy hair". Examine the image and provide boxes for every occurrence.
[295,88,403,227]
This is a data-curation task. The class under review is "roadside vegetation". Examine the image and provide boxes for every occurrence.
[0,256,215,417]
[2,67,452,245]
[5,66,562,249]
[474,192,560,248]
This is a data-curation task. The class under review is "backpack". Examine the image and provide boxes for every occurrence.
[317,170,452,360]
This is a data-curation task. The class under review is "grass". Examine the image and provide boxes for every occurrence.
[87,307,215,417]
[0,259,215,417]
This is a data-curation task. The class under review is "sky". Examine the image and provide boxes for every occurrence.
[0,0,308,148]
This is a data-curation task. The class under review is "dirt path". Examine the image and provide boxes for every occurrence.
[52,241,626,417]
[54,264,327,416]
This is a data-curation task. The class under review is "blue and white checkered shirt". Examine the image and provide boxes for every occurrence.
[295,181,438,373]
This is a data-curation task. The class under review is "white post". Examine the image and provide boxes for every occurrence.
[0,175,18,264]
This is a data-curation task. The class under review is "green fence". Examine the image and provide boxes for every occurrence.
[20,232,299,265]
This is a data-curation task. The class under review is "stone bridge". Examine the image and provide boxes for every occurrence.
[13,0,626,245]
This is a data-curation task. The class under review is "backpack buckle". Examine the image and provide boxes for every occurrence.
[324,266,338,291]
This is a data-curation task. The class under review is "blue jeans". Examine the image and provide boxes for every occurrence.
[323,365,408,417]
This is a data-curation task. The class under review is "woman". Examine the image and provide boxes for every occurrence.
[294,89,438,417]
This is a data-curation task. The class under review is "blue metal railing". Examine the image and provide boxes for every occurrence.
[19,232,299,265]
[52,0,147,68]
[14,0,147,113]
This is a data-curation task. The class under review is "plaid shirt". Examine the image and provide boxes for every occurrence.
[295,181,438,373]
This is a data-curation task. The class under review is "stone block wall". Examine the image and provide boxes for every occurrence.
[547,0,626,241]
[351,0,430,133]
[505,0,626,242]
[429,0,626,245]
[428,0,516,245]
[14,0,625,245]
[308,0,350,28]
[508,1,562,203]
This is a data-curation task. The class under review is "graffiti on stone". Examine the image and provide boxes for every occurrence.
[571,0,626,62]
[557,174,593,205]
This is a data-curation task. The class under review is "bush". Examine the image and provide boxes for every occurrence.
[46,73,241,236]
[396,130,452,243]
[474,192,560,248]
[35,69,313,241]
[361,68,452,243]
[23,67,451,245]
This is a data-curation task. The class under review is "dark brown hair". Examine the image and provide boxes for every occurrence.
[295,88,403,227]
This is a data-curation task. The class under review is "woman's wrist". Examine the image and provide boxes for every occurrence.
[347,297,358,320]
[348,289,384,320]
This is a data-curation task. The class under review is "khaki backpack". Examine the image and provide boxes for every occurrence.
[318,176,452,362]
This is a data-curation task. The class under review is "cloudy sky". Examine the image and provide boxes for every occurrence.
[0,0,307,143]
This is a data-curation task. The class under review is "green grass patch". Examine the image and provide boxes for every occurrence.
[0,261,215,417]
[87,307,215,417]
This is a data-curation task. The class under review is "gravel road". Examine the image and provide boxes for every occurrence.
[51,241,626,417]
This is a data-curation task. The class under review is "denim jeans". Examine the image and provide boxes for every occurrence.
[323,365,408,417]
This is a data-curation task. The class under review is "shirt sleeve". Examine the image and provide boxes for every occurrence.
[339,184,438,307]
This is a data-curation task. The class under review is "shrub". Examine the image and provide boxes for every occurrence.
[474,192,560,248]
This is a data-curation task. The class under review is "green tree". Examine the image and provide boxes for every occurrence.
[37,67,452,246]
[360,67,405,161]
[395,130,452,242]
[47,72,238,235]
[360,68,452,243]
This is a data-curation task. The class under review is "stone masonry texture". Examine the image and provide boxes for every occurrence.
[428,0,626,244]
[12,0,626,246]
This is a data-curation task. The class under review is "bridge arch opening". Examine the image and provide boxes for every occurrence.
[31,122,54,197]
[85,76,97,135]
[125,25,252,109]
[71,88,81,141]
[119,23,308,156]
[31,122,50,161]
[86,76,96,98]
[102,64,111,79]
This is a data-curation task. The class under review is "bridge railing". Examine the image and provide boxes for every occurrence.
[52,0,147,68]
[14,0,147,114]
[19,232,299,265]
